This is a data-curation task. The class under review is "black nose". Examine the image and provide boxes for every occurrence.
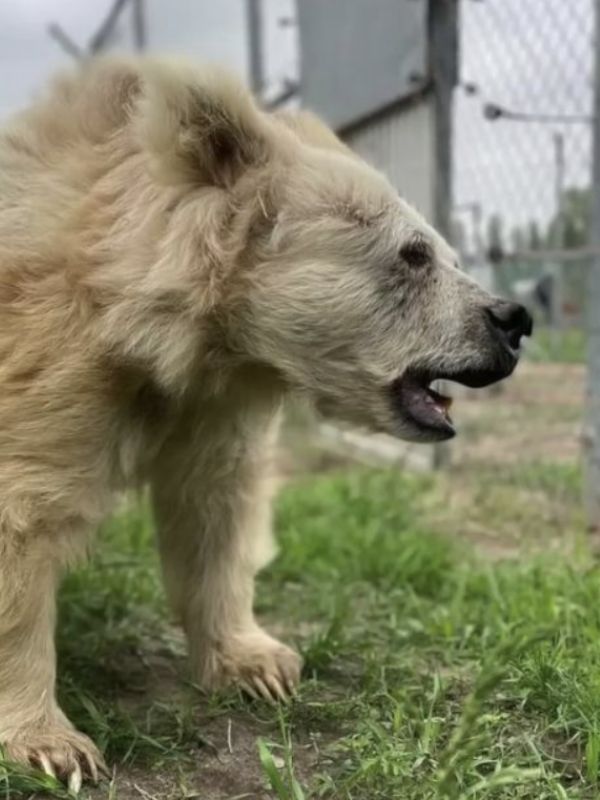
[486,301,533,350]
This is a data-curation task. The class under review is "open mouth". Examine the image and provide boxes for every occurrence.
[394,372,456,439]
[390,357,519,441]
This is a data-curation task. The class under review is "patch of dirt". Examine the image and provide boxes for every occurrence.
[88,714,319,800]
[85,641,319,800]
[90,717,288,800]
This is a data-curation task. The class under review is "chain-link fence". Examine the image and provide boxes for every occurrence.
[268,0,596,540]
[449,0,593,489]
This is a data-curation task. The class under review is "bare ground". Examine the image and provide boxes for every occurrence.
[84,642,320,800]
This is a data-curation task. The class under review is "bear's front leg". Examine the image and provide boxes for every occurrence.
[151,400,302,702]
[0,534,106,791]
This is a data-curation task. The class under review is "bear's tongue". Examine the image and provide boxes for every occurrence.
[401,379,454,431]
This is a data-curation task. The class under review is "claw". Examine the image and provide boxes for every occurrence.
[97,754,111,779]
[263,674,289,703]
[284,675,299,699]
[253,676,276,704]
[84,751,99,784]
[37,752,56,779]
[239,680,260,701]
[68,762,82,795]
[3,727,105,793]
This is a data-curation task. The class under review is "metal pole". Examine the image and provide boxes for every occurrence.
[473,203,484,271]
[246,0,264,97]
[47,22,84,61]
[554,132,566,229]
[429,0,459,466]
[88,0,129,54]
[132,0,146,51]
[584,0,600,530]
[551,132,565,351]
[429,0,459,241]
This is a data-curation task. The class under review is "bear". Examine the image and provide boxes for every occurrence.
[0,57,531,790]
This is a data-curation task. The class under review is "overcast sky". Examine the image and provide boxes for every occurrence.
[0,0,299,116]
[0,0,592,239]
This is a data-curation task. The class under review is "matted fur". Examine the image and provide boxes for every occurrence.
[0,57,508,786]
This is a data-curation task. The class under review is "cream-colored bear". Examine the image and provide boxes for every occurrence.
[0,57,530,789]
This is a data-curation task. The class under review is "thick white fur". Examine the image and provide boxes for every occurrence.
[0,57,495,784]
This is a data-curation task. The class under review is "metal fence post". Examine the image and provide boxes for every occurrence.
[584,0,600,529]
[246,0,264,97]
[429,0,459,242]
[550,131,566,355]
[429,0,459,468]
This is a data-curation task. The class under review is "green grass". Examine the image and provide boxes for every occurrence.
[527,327,586,364]
[3,467,600,798]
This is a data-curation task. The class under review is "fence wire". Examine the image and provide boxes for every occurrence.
[450,0,593,489]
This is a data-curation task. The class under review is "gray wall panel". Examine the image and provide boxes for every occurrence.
[298,0,428,130]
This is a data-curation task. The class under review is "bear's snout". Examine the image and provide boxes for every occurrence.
[485,301,533,353]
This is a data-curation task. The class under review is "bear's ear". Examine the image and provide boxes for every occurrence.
[275,109,353,156]
[137,61,274,187]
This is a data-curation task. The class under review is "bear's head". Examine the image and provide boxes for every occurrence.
[133,60,532,442]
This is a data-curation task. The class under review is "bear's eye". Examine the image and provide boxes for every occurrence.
[399,238,432,268]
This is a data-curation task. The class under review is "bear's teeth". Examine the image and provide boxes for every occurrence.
[426,385,453,412]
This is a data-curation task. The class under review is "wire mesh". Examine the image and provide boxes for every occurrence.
[450,0,593,491]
